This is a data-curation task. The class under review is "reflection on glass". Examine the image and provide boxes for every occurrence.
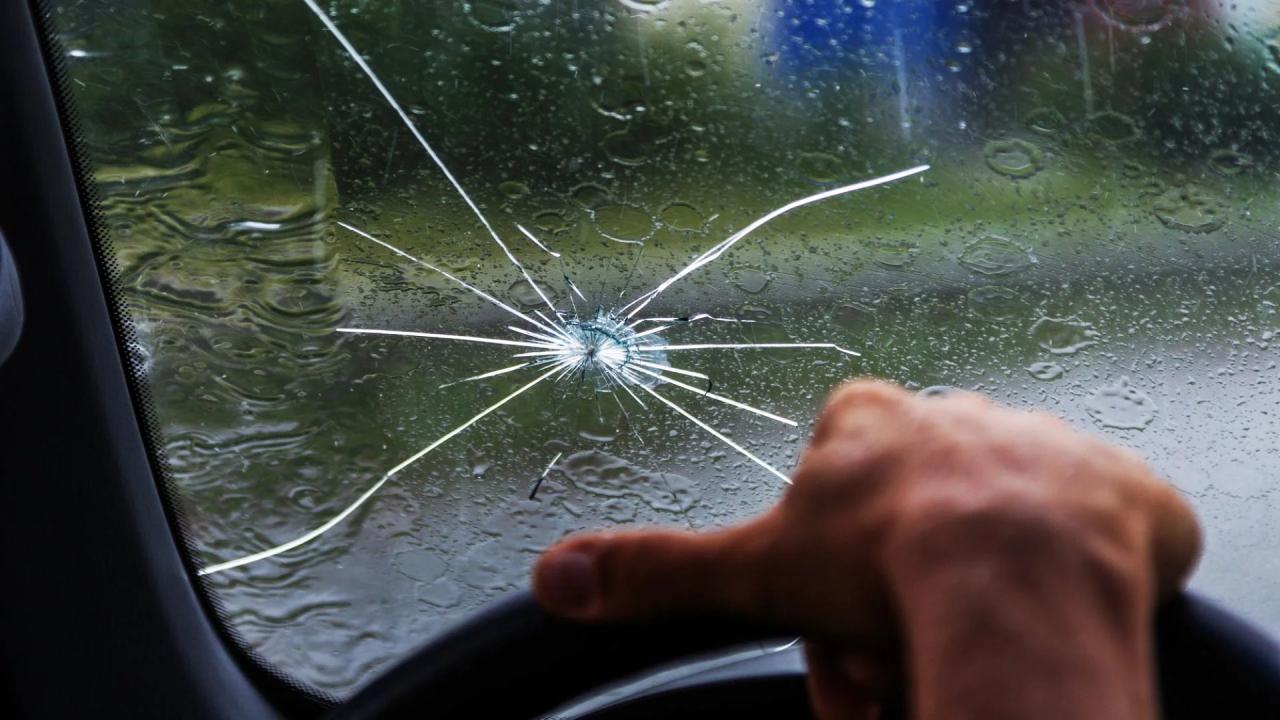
[43,0,1280,694]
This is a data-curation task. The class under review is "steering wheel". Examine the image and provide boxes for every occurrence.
[333,590,1280,719]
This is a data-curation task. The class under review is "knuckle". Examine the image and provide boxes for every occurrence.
[885,477,1145,585]
[939,389,993,412]
[829,378,907,408]
[893,486,1086,559]
[887,487,1151,623]
[793,437,894,486]
[812,379,911,447]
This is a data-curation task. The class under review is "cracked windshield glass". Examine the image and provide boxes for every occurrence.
[45,0,1280,695]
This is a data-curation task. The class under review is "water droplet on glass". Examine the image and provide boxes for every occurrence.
[1266,36,1280,75]
[1086,377,1156,430]
[660,201,705,232]
[395,549,446,582]
[419,578,463,609]
[798,151,842,183]
[509,278,546,307]
[830,302,876,333]
[736,303,772,322]
[1152,186,1226,234]
[1025,107,1066,135]
[591,75,647,121]
[685,41,711,77]
[533,209,569,234]
[593,203,655,244]
[983,139,1044,178]
[1027,361,1065,381]
[1086,111,1140,143]
[618,0,672,12]
[561,450,697,514]
[873,243,917,269]
[1209,149,1251,176]
[955,40,973,54]
[1120,159,1148,180]
[1030,316,1101,355]
[601,130,650,166]
[443,255,476,272]
[464,0,519,32]
[1094,0,1175,31]
[497,180,529,199]
[967,285,1025,320]
[731,267,771,294]
[959,236,1037,275]
[570,182,610,210]
[859,0,876,8]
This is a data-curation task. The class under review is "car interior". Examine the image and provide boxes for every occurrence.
[2,0,1280,717]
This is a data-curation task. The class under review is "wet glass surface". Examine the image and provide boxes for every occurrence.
[43,0,1280,694]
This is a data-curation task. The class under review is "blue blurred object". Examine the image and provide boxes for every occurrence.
[0,231,22,367]
[771,0,967,69]
[766,0,978,139]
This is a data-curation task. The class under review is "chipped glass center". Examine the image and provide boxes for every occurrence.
[561,309,668,391]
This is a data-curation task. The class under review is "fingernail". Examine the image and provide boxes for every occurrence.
[540,550,598,615]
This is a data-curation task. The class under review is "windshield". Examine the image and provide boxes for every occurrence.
[42,0,1280,695]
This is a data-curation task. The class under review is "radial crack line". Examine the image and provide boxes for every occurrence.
[628,365,797,426]
[439,362,531,389]
[529,451,563,500]
[337,221,563,338]
[534,310,580,345]
[337,327,556,349]
[628,313,751,329]
[554,361,581,382]
[516,223,560,258]
[386,360,566,476]
[635,342,860,356]
[199,362,568,576]
[608,389,639,441]
[302,0,542,293]
[630,325,672,340]
[620,165,930,319]
[630,375,791,485]
[631,358,709,381]
[603,366,648,409]
[511,349,571,358]
[506,325,569,346]
[562,272,588,303]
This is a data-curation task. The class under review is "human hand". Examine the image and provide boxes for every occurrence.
[532,379,1200,720]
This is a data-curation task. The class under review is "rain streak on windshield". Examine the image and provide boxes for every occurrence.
[43,0,1280,695]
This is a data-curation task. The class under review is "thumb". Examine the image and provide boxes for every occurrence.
[532,516,783,622]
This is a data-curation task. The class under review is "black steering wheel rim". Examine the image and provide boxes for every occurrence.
[333,589,1280,720]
